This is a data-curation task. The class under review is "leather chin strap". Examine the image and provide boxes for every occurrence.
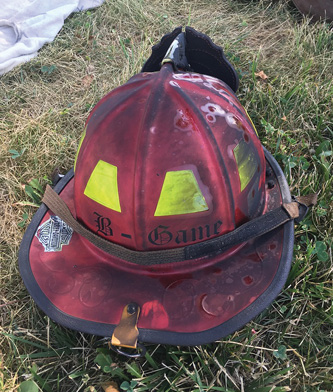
[41,184,317,266]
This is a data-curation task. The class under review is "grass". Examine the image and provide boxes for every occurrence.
[0,0,332,391]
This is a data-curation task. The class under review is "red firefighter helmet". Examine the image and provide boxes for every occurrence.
[19,28,310,355]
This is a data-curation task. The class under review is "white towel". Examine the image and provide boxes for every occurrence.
[0,0,105,75]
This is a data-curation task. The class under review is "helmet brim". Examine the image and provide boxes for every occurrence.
[19,148,293,346]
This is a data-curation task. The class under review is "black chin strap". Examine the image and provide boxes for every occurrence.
[41,185,316,265]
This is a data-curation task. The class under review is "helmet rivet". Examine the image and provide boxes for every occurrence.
[267,180,275,189]
[127,303,137,315]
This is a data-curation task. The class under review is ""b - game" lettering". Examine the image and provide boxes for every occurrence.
[148,220,222,246]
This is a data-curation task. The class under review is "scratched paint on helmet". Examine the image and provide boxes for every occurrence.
[173,73,204,83]
[74,129,86,172]
[202,77,241,112]
[233,140,258,191]
[84,160,121,212]
[174,109,197,132]
[71,64,265,251]
[203,76,232,96]
[154,170,209,216]
[200,102,240,130]
[169,80,181,88]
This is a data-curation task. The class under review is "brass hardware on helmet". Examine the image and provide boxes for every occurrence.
[111,303,140,349]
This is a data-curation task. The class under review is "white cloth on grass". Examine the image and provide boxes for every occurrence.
[0,0,105,75]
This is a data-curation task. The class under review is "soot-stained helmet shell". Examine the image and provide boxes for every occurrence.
[19,28,296,350]
[74,65,265,251]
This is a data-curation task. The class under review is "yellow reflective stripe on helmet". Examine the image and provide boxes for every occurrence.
[244,109,259,137]
[233,140,258,191]
[84,160,121,212]
[154,170,208,216]
[74,129,86,172]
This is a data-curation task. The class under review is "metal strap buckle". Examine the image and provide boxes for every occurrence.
[109,342,147,358]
